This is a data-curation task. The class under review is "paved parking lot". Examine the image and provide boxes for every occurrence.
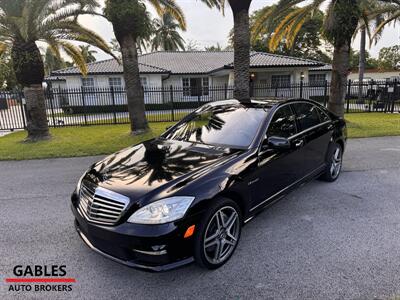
[1,136,400,299]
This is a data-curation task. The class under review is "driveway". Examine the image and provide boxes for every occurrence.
[1,136,400,300]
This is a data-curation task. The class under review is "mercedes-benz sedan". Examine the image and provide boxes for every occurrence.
[71,99,346,271]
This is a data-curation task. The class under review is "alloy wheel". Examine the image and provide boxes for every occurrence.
[330,146,342,179]
[203,206,240,265]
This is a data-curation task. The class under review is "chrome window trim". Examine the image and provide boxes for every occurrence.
[260,101,332,147]
[287,120,331,141]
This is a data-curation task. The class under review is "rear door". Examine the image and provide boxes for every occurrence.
[291,103,332,175]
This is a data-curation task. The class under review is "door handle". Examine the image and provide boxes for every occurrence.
[294,139,304,148]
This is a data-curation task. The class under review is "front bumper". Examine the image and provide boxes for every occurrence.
[71,195,198,272]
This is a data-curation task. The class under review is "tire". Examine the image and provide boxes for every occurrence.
[320,143,343,182]
[194,198,242,270]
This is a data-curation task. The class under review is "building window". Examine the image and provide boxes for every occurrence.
[271,75,291,88]
[202,77,209,96]
[309,74,326,86]
[183,78,190,96]
[182,77,209,96]
[140,77,148,87]
[109,77,122,88]
[82,77,94,87]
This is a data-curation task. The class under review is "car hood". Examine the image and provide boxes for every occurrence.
[84,138,240,201]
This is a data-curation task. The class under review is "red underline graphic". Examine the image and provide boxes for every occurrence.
[5,278,76,283]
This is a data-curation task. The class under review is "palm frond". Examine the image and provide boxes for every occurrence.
[251,6,274,41]
[372,10,400,40]
[57,41,87,75]
[268,8,301,51]
[41,20,118,61]
[150,0,187,30]
[0,41,8,55]
[285,13,307,48]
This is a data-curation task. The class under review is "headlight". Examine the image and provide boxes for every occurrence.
[127,196,195,225]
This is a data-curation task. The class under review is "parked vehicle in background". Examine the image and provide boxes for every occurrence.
[71,98,347,271]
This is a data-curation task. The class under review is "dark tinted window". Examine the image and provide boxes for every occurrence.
[317,107,330,122]
[267,106,297,138]
[293,103,321,131]
[163,105,267,148]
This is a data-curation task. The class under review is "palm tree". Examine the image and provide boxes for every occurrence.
[251,6,330,62]
[104,0,187,135]
[151,12,185,51]
[104,0,220,135]
[224,0,253,102]
[369,0,400,36]
[44,48,66,76]
[0,0,115,141]
[253,0,362,117]
[79,45,98,63]
[357,1,386,102]
[110,37,148,57]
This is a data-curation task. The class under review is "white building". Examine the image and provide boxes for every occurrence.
[47,51,332,108]
[348,69,400,82]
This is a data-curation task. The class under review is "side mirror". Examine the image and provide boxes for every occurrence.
[264,136,291,151]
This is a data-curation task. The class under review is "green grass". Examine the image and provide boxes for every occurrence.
[53,111,188,122]
[0,122,174,160]
[0,113,399,160]
[345,113,400,138]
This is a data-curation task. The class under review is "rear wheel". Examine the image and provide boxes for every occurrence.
[194,198,242,269]
[320,143,343,182]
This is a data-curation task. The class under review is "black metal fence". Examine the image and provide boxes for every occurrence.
[1,80,399,131]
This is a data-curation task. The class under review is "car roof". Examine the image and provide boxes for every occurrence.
[206,98,321,110]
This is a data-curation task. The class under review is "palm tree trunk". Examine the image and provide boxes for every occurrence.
[11,41,50,141]
[119,34,149,134]
[328,41,351,117]
[229,0,252,103]
[325,0,359,117]
[358,26,366,102]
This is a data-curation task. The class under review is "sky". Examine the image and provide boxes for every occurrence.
[79,0,400,61]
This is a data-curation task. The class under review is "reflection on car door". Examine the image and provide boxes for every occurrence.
[249,105,302,211]
[291,103,332,176]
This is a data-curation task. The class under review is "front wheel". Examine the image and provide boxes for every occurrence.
[194,198,242,270]
[320,143,343,182]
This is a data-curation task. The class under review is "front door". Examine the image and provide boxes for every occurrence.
[249,105,303,210]
[190,78,202,96]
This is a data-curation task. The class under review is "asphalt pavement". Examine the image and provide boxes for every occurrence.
[1,136,400,300]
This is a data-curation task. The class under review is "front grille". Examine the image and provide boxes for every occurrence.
[78,182,130,225]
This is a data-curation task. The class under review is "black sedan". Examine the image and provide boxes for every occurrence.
[71,98,346,271]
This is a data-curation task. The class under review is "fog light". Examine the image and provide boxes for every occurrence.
[152,245,166,251]
[132,246,167,256]
[184,225,196,238]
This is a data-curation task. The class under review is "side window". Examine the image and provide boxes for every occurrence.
[293,103,321,131]
[317,107,331,123]
[267,106,297,138]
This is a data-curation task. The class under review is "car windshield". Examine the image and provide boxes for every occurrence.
[162,105,267,148]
